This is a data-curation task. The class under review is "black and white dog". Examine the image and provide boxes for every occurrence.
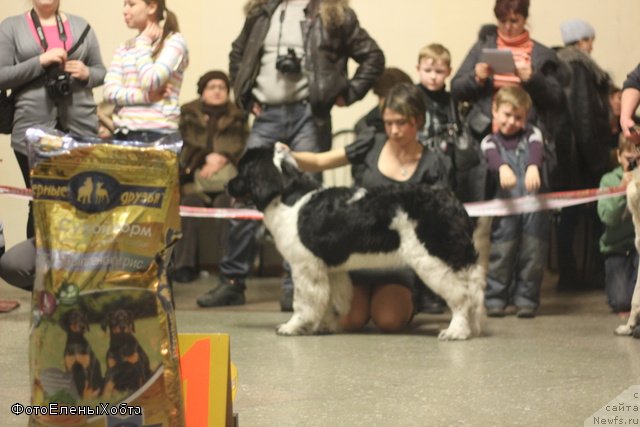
[228,145,485,340]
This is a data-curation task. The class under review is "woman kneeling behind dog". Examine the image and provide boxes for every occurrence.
[292,83,454,333]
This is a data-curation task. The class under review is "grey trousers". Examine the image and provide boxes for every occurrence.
[0,238,35,291]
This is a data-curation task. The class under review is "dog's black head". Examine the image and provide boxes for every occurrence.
[60,309,90,334]
[101,309,136,334]
[228,145,320,210]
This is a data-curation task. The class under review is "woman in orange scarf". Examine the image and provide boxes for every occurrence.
[451,0,564,202]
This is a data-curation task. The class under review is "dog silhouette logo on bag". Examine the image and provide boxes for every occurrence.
[75,177,111,205]
[69,172,120,213]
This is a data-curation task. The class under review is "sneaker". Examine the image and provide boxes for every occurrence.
[171,267,198,283]
[633,325,640,339]
[486,307,506,318]
[197,277,246,307]
[280,288,294,312]
[516,306,536,318]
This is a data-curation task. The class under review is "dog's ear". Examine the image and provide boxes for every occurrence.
[59,310,71,333]
[243,149,285,210]
[227,175,249,198]
[83,312,90,331]
[101,313,110,332]
[127,310,136,333]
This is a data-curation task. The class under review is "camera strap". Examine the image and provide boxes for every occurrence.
[67,25,91,57]
[30,9,67,52]
[275,1,309,64]
[276,1,289,58]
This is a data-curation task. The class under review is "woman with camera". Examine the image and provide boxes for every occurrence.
[0,0,106,238]
[103,0,188,142]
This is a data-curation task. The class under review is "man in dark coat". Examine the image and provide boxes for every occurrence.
[199,0,384,310]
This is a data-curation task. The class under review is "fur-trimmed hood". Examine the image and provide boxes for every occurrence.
[557,46,610,87]
[244,0,349,28]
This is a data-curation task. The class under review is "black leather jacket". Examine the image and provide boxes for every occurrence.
[229,0,385,117]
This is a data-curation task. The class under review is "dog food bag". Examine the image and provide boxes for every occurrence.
[26,127,185,427]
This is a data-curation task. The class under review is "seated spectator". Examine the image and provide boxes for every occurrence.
[0,238,35,292]
[171,71,248,284]
[597,135,639,314]
[291,83,453,333]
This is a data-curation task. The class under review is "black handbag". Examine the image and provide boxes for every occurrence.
[0,89,15,135]
[453,103,488,172]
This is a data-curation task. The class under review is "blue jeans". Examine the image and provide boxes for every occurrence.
[221,101,330,289]
[604,251,638,312]
[485,212,550,310]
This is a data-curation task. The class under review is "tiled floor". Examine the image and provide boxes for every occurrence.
[1,270,638,426]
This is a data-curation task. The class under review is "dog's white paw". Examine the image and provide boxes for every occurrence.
[276,322,309,336]
[438,326,471,341]
[615,324,633,336]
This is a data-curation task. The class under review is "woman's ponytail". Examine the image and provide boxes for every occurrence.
[151,1,180,57]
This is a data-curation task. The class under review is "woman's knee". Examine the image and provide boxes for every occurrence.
[371,310,411,333]
[370,284,414,333]
[339,283,370,331]
[340,311,369,332]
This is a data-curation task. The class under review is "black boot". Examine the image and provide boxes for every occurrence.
[197,277,246,307]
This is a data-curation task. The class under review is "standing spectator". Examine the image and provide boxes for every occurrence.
[620,64,640,142]
[354,67,413,135]
[554,19,611,291]
[451,0,564,202]
[0,0,106,238]
[103,0,188,142]
[609,85,623,154]
[481,86,549,318]
[597,136,638,314]
[170,71,249,291]
[414,43,463,314]
[210,0,384,311]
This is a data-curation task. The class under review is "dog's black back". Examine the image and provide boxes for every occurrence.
[230,147,477,271]
[298,184,477,270]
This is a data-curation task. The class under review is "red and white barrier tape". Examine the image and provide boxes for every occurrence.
[0,184,627,219]
[463,186,626,217]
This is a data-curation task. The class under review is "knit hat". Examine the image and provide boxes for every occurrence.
[560,19,595,45]
[197,70,230,95]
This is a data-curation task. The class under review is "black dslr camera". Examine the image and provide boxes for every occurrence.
[44,65,72,100]
[275,48,302,75]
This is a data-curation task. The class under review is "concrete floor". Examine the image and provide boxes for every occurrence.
[1,270,639,427]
